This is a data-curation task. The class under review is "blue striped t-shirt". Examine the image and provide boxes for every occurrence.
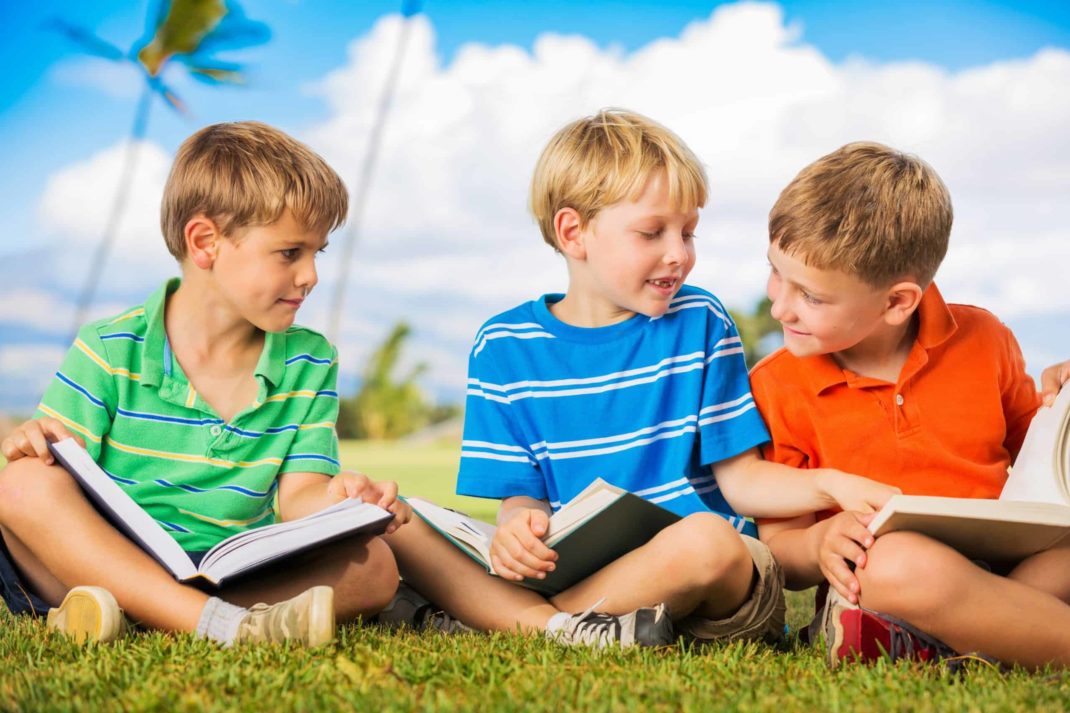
[456,285,770,536]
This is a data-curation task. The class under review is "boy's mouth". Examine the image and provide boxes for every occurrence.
[647,277,678,292]
[279,298,304,309]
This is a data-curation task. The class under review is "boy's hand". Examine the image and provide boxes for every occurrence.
[327,471,412,534]
[1039,360,1070,407]
[816,511,876,604]
[490,508,558,582]
[818,470,900,514]
[0,418,85,464]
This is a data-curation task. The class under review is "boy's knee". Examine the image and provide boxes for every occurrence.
[858,531,955,612]
[0,458,79,524]
[661,513,751,588]
[337,537,399,619]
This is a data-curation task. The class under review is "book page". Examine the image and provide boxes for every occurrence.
[1001,386,1070,505]
[545,478,626,543]
[407,498,496,565]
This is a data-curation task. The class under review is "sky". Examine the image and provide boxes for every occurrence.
[1,0,1069,412]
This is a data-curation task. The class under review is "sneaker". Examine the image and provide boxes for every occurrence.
[46,586,126,644]
[377,581,474,634]
[822,589,955,667]
[235,585,335,647]
[550,599,674,649]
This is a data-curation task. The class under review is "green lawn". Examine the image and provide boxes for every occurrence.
[1,440,1069,711]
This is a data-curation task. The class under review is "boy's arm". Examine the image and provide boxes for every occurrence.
[713,449,898,518]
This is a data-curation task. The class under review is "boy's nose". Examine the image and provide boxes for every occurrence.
[663,236,688,265]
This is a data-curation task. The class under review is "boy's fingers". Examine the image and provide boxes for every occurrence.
[505,535,554,574]
[529,510,550,537]
[492,549,538,580]
[518,528,558,562]
[376,480,398,507]
[26,430,53,463]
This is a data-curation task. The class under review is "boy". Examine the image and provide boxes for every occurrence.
[0,121,406,646]
[751,141,1070,669]
[445,109,898,645]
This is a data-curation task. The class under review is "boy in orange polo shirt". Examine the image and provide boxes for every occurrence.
[750,141,1070,670]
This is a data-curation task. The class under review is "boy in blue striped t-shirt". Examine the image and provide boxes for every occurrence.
[450,109,899,644]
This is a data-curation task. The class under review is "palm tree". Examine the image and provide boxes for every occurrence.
[51,0,270,337]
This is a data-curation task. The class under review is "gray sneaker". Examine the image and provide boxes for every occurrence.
[377,581,474,635]
[550,600,674,649]
[234,585,335,647]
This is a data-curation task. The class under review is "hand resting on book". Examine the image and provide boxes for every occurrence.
[1,417,86,465]
[491,497,559,582]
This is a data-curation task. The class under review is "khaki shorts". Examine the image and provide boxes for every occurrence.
[676,535,786,643]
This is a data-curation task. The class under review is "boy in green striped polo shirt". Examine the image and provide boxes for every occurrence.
[0,122,407,646]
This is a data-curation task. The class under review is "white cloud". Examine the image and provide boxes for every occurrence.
[15,2,1070,410]
[50,57,144,100]
[0,345,66,391]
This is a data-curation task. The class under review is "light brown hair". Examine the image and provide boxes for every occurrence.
[530,109,708,250]
[769,141,952,287]
[161,121,348,259]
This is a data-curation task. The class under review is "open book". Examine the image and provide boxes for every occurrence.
[408,478,681,596]
[868,386,1070,561]
[48,438,394,587]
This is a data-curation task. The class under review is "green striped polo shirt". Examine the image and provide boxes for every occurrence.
[36,278,341,552]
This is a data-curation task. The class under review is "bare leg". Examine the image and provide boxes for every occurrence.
[857,532,1070,669]
[384,516,559,632]
[1007,541,1070,604]
[0,457,397,629]
[221,534,398,620]
[550,512,754,620]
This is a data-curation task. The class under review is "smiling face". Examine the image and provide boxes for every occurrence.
[558,170,699,325]
[765,240,894,358]
[209,209,328,333]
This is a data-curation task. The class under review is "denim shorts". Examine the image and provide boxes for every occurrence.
[0,532,51,617]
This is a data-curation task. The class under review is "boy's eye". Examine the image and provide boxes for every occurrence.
[280,248,299,260]
[683,232,697,241]
[637,230,661,239]
[801,291,823,305]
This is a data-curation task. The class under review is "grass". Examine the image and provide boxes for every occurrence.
[2,440,1069,711]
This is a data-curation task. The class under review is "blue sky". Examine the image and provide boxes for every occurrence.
[1,1,1068,411]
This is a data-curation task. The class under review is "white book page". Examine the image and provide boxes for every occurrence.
[407,498,496,564]
[1001,387,1070,505]
[198,499,391,582]
[52,439,196,580]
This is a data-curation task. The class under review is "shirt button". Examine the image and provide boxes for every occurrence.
[895,394,904,406]
[209,425,222,436]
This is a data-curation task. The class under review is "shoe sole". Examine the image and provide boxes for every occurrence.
[306,585,335,647]
[46,586,123,644]
[821,592,851,669]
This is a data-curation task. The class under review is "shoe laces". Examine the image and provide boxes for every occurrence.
[561,597,624,646]
[884,615,954,662]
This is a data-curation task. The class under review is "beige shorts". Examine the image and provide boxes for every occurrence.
[675,535,786,644]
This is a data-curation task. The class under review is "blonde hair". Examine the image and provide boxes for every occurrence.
[530,109,708,250]
[161,121,348,259]
[769,141,952,287]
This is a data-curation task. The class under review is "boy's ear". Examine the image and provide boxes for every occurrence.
[553,207,587,260]
[882,281,925,326]
[184,214,223,270]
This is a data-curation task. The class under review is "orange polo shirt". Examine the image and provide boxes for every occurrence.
[750,284,1040,517]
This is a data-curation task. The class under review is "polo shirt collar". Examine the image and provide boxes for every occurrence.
[138,277,287,389]
[139,278,180,388]
[806,282,958,395]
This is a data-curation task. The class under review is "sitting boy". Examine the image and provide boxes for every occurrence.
[751,141,1070,669]
[0,121,406,646]
[447,109,897,645]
